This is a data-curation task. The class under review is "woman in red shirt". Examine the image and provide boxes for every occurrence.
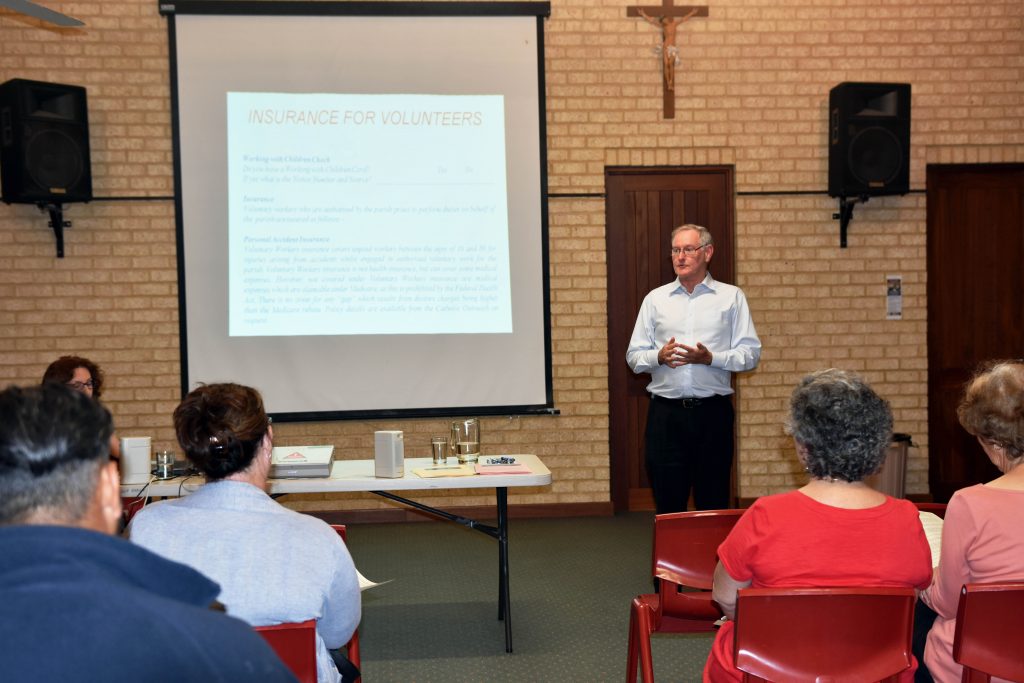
[704,368,933,682]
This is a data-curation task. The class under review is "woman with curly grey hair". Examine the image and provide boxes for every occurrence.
[918,360,1024,683]
[786,367,894,482]
[703,369,933,682]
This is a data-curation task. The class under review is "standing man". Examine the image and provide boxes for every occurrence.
[0,384,297,682]
[626,224,760,512]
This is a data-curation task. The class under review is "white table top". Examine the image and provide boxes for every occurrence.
[121,453,551,497]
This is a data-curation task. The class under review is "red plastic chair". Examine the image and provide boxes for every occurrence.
[121,496,146,524]
[330,525,361,675]
[626,509,744,683]
[953,581,1024,682]
[733,586,917,683]
[256,619,318,683]
[914,502,948,518]
[255,526,362,683]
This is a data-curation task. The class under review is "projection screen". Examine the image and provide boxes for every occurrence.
[163,1,553,420]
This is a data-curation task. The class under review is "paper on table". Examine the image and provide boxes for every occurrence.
[413,465,476,478]
[474,464,532,475]
[271,445,334,465]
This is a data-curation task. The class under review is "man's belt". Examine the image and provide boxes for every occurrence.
[650,394,728,409]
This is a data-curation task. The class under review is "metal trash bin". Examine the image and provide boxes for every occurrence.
[866,432,912,498]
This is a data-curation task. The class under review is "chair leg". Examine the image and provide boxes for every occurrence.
[347,630,361,683]
[627,602,639,683]
[632,597,658,683]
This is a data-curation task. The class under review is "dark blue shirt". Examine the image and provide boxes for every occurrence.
[0,524,297,682]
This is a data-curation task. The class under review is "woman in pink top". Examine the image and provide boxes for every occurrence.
[704,369,932,682]
[920,360,1024,683]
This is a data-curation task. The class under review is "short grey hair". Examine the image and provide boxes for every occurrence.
[0,384,113,524]
[670,224,713,247]
[785,369,893,482]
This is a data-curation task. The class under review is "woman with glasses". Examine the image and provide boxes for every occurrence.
[128,382,361,683]
[918,360,1024,683]
[41,355,120,459]
[41,355,104,397]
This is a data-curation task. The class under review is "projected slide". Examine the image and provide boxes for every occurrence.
[226,92,512,337]
[173,7,551,417]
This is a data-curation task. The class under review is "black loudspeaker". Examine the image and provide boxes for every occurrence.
[0,78,92,204]
[828,82,910,197]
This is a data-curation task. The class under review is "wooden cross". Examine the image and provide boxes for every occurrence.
[626,0,708,118]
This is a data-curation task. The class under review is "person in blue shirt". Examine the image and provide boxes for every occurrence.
[0,383,296,683]
[129,382,361,683]
[626,224,761,512]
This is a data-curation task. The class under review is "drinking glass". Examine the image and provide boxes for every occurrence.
[430,436,448,465]
[452,419,480,464]
[155,450,174,479]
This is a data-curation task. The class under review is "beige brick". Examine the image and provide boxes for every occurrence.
[2,0,1022,507]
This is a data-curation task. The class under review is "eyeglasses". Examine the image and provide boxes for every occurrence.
[671,244,707,257]
[67,380,95,391]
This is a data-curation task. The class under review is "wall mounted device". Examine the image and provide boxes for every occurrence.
[828,82,911,247]
[0,78,92,257]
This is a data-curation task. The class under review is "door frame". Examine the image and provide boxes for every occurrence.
[605,165,736,512]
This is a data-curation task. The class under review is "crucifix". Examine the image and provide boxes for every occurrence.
[626,0,708,118]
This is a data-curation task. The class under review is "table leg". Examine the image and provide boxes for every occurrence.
[497,486,512,652]
[371,487,514,652]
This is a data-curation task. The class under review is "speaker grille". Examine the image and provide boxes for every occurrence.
[25,128,83,194]
[827,82,911,197]
[0,78,92,204]
[847,127,903,188]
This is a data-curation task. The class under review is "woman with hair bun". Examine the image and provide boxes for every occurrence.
[129,383,360,683]
[919,360,1024,683]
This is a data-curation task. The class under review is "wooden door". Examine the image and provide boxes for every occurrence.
[606,166,735,512]
[927,164,1024,502]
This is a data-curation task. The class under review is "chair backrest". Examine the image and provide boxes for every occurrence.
[255,619,317,683]
[121,496,146,524]
[734,586,916,683]
[653,510,744,589]
[329,524,361,678]
[953,581,1024,682]
[914,502,948,518]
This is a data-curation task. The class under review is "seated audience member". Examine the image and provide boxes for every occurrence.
[704,369,933,682]
[42,355,121,459]
[129,383,360,683]
[919,360,1024,683]
[0,384,295,682]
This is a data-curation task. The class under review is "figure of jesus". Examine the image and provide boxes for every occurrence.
[638,7,698,92]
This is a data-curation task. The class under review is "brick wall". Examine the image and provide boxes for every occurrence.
[1,0,1022,509]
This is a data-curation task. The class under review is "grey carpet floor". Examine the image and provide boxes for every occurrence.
[345,512,713,682]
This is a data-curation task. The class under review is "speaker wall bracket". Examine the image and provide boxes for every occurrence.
[832,195,869,249]
[38,202,70,258]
